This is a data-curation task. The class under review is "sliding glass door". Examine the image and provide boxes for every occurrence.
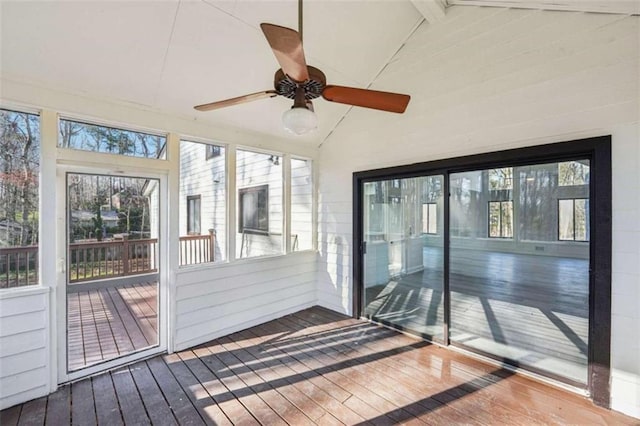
[362,175,445,341]
[356,139,609,392]
[449,161,590,384]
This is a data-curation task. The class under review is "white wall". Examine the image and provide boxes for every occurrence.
[173,251,317,350]
[0,288,49,410]
[317,6,639,418]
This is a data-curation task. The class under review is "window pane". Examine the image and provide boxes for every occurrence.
[59,119,166,159]
[450,160,590,384]
[236,150,282,258]
[575,199,589,241]
[0,109,40,288]
[559,199,575,241]
[291,158,312,251]
[501,201,513,238]
[489,202,501,237]
[489,167,513,190]
[363,175,445,340]
[428,204,438,234]
[179,141,226,265]
[558,161,590,186]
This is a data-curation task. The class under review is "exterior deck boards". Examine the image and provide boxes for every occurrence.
[2,307,637,425]
[68,282,157,371]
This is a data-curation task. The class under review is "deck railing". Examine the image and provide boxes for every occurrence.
[1,231,216,288]
[0,246,38,288]
[179,229,215,266]
[69,238,158,283]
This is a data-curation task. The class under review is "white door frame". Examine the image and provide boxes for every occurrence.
[55,163,169,384]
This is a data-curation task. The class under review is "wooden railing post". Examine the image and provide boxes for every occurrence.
[122,235,129,276]
[208,229,215,262]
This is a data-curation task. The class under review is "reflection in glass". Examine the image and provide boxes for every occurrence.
[449,160,590,384]
[362,176,444,339]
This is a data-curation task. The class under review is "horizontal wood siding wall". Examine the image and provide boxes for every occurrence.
[0,289,49,410]
[317,5,639,418]
[173,251,317,351]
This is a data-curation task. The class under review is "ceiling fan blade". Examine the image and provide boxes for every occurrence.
[322,85,410,113]
[194,90,278,112]
[260,23,309,82]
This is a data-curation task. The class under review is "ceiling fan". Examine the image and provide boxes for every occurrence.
[194,1,410,135]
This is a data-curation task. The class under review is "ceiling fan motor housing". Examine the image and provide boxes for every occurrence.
[274,66,326,101]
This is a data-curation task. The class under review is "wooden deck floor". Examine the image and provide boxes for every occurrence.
[67,282,158,371]
[1,306,636,425]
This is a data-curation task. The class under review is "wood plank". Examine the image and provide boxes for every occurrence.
[77,291,102,367]
[98,288,135,355]
[193,344,288,426]
[117,285,157,343]
[71,378,96,425]
[106,286,149,349]
[128,362,178,426]
[44,384,71,425]
[0,404,21,426]
[92,373,123,426]
[145,357,206,425]
[219,331,327,422]
[111,366,151,425]
[88,289,119,361]
[215,336,316,426]
[163,352,231,426]
[176,350,260,426]
[241,323,368,425]
[16,396,46,426]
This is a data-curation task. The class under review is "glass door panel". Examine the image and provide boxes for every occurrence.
[362,176,445,340]
[66,173,160,372]
[449,160,590,384]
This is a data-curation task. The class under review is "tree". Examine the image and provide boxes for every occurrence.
[0,110,39,246]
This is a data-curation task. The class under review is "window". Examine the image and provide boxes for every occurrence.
[489,201,513,238]
[238,185,269,234]
[291,158,313,251]
[187,195,201,235]
[206,145,221,160]
[558,161,589,186]
[236,149,282,258]
[59,118,167,159]
[422,203,437,234]
[1,109,40,288]
[559,199,589,241]
[179,140,226,265]
[489,167,513,190]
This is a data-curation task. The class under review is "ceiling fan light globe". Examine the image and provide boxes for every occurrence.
[282,106,317,135]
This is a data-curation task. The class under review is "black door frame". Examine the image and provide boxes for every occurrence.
[352,135,612,407]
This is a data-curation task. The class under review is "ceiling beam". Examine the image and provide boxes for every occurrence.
[410,0,447,23]
[447,0,639,15]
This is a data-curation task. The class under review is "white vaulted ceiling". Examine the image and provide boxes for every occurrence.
[0,0,636,145]
[0,0,423,144]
